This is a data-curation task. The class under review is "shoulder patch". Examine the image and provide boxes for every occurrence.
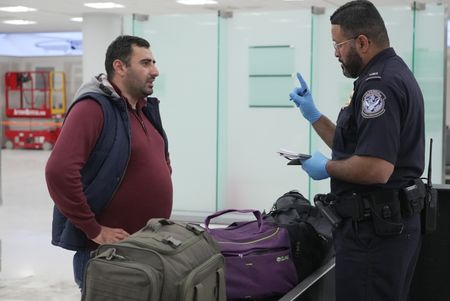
[361,89,386,118]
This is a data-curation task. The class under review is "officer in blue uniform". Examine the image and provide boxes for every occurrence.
[289,1,425,301]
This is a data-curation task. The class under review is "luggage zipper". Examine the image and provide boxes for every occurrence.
[215,227,281,245]
[222,247,290,258]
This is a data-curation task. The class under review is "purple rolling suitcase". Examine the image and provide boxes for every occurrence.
[204,209,298,300]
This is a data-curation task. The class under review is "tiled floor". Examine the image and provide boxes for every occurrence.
[0,149,80,300]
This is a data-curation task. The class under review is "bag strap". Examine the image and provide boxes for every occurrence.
[144,218,174,232]
[204,209,262,232]
[145,219,205,236]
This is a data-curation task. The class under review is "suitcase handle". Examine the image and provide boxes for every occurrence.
[145,219,206,237]
[204,209,263,232]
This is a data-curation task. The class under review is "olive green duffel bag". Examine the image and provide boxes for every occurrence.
[81,218,226,301]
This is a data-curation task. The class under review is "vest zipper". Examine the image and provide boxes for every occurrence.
[103,109,132,211]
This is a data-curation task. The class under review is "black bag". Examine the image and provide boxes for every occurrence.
[264,190,334,282]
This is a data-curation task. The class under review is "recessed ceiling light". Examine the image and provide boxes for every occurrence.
[176,0,217,5]
[0,6,36,12]
[3,20,36,25]
[84,2,124,9]
[71,17,83,22]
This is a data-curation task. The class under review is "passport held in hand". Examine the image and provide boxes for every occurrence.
[277,149,311,165]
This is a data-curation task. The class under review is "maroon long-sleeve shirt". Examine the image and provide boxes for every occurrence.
[46,98,172,248]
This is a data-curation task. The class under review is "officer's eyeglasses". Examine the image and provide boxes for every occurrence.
[333,36,359,51]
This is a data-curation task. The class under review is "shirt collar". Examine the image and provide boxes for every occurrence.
[354,47,396,86]
[110,81,147,110]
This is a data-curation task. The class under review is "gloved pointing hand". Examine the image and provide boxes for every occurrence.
[289,72,322,124]
[300,151,330,180]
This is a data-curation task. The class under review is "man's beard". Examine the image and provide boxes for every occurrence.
[341,47,364,78]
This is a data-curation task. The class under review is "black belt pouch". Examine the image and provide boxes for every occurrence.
[367,190,404,236]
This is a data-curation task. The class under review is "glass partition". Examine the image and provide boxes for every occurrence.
[130,14,219,216]
[216,10,312,211]
[128,4,447,218]
[413,3,446,183]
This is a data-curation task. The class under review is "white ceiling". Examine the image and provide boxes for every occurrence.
[0,0,446,33]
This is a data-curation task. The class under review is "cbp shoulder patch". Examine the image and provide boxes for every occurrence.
[361,89,386,118]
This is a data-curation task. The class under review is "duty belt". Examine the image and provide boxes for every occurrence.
[330,179,426,222]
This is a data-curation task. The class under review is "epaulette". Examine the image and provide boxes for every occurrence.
[365,71,382,81]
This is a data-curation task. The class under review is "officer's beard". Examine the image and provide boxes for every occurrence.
[341,46,364,79]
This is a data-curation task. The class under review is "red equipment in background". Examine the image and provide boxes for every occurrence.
[3,70,67,150]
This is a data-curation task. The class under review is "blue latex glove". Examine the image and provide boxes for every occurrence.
[289,72,321,124]
[301,151,330,180]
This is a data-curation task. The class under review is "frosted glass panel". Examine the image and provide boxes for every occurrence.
[378,7,414,68]
[248,45,294,107]
[218,11,312,211]
[249,76,293,107]
[414,4,445,183]
[118,4,447,220]
[131,14,219,213]
[249,46,294,75]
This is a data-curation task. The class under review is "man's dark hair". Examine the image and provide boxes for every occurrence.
[105,35,150,80]
[330,0,389,47]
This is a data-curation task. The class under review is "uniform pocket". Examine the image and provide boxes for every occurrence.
[353,220,378,249]
[333,108,357,154]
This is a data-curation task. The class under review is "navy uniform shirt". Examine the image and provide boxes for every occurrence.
[331,48,425,196]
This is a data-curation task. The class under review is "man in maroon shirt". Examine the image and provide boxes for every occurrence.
[45,35,172,290]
